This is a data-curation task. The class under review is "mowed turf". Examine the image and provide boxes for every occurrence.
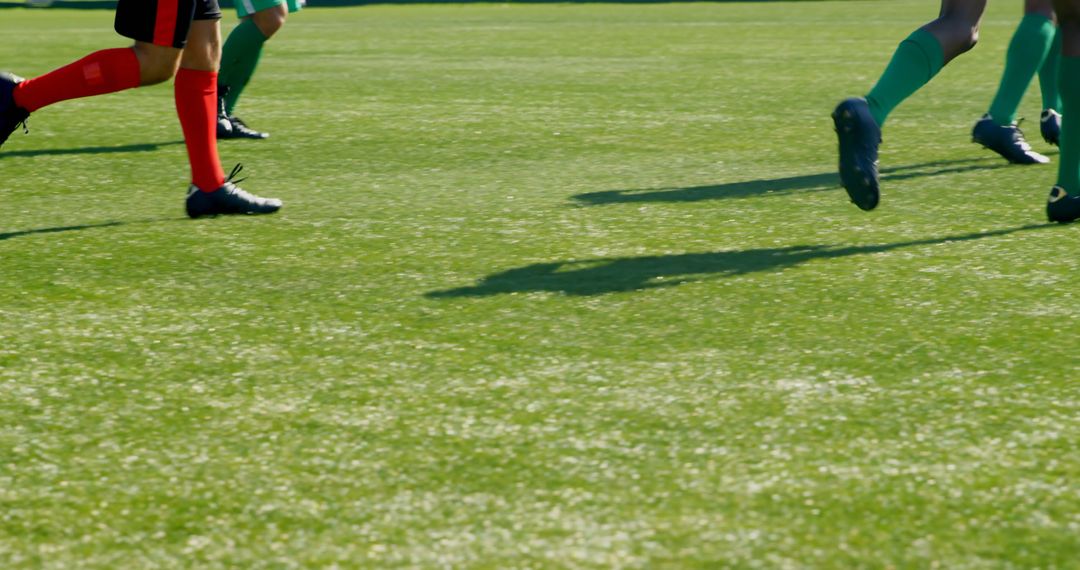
[2,1,1079,567]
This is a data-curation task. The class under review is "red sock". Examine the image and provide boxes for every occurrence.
[175,68,226,193]
[13,48,140,113]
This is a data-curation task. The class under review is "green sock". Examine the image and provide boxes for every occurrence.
[1057,56,1080,193]
[987,14,1056,125]
[218,19,267,115]
[865,28,945,127]
[1039,26,1062,112]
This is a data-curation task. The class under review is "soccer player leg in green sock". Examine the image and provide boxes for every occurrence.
[833,0,986,211]
[865,29,946,127]
[866,0,987,127]
[218,1,297,139]
[219,18,268,116]
[1045,0,1080,222]
[1040,24,1063,113]
[1054,58,1080,191]
[986,8,1056,126]
[973,2,1056,163]
[1038,23,1064,145]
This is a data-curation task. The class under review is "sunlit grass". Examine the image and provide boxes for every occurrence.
[1,2,1078,567]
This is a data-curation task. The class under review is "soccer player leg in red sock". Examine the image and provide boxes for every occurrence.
[1,0,281,217]
[0,48,146,148]
[176,10,281,218]
[0,0,199,148]
[176,18,227,195]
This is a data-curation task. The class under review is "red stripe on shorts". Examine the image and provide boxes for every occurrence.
[153,0,180,46]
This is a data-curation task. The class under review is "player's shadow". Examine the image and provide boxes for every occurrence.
[0,218,185,241]
[427,223,1055,298]
[573,158,1011,206]
[0,141,183,159]
[0,221,124,241]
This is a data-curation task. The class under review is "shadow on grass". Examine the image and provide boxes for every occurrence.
[0,141,183,159]
[0,221,124,241]
[427,223,1056,298]
[573,157,1014,206]
[0,217,185,241]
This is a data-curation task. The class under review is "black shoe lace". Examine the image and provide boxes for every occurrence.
[221,165,268,205]
[225,163,248,186]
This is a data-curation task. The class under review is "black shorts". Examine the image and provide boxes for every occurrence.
[114,0,222,49]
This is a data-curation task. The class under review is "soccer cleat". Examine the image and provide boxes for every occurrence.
[215,87,234,138]
[971,114,1049,164]
[219,115,269,140]
[185,164,282,218]
[832,97,881,211]
[216,86,268,140]
[215,115,234,138]
[0,71,30,149]
[1047,186,1080,223]
[1041,109,1061,147]
[186,182,282,218]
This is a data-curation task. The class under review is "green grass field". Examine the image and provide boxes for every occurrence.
[2,1,1079,567]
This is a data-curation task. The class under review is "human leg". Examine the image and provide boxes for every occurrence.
[1046,0,1080,221]
[180,4,281,216]
[176,18,227,194]
[973,1,1056,163]
[9,49,143,114]
[1033,0,1064,112]
[1037,0,1065,145]
[833,0,987,211]
[220,2,287,115]
[6,0,197,115]
[218,0,300,139]
[985,0,1056,126]
[1045,0,1080,220]
[866,0,986,127]
[0,0,197,148]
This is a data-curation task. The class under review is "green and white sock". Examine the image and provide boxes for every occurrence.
[987,14,1056,125]
[865,29,945,127]
[218,19,267,116]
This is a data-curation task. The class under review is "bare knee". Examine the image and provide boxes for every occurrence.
[944,14,980,53]
[132,42,181,85]
[251,5,288,39]
[180,19,222,72]
[927,0,986,60]
[923,17,980,61]
[140,63,177,86]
